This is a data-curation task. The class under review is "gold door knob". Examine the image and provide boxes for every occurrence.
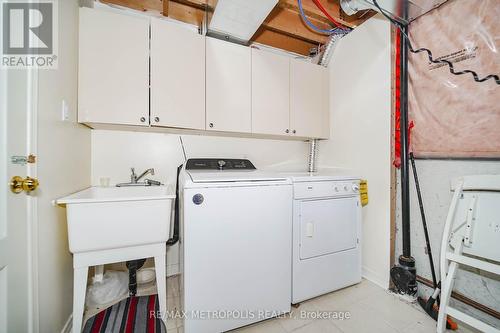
[10,176,39,194]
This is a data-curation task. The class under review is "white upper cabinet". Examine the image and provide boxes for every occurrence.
[151,18,205,130]
[206,37,251,133]
[77,8,329,139]
[251,48,290,136]
[290,59,329,139]
[78,8,150,126]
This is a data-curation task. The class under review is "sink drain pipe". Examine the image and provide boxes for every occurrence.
[166,164,182,246]
[126,164,182,296]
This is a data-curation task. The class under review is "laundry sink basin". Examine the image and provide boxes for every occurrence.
[57,186,175,253]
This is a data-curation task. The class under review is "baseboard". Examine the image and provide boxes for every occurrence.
[362,265,389,289]
[61,314,72,333]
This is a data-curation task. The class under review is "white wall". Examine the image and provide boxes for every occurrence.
[395,160,500,328]
[91,130,310,185]
[36,1,91,332]
[319,15,392,288]
[91,130,310,274]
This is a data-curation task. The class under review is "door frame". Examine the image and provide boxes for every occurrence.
[1,66,40,332]
[26,67,40,333]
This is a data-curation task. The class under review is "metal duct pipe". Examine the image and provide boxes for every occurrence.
[308,139,318,173]
[318,33,346,67]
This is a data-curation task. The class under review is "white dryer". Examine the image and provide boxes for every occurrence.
[288,173,362,304]
[179,159,292,333]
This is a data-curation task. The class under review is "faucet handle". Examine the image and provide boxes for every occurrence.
[130,167,136,181]
[145,179,161,186]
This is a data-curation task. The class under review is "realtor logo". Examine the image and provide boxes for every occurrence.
[1,0,58,69]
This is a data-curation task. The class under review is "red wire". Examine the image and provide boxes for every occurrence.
[311,0,346,29]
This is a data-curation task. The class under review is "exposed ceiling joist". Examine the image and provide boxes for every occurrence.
[162,0,168,16]
[262,6,330,45]
[99,0,374,55]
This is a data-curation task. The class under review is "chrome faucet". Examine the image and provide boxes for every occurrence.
[131,167,155,183]
[116,168,161,187]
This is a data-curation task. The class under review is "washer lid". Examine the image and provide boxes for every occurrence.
[187,170,288,183]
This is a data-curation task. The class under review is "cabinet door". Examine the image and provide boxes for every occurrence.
[206,38,251,133]
[78,8,149,126]
[151,19,205,130]
[290,59,329,138]
[251,48,290,136]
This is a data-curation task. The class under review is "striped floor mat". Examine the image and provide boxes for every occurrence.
[83,295,166,333]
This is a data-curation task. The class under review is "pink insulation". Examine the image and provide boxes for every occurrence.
[408,0,500,158]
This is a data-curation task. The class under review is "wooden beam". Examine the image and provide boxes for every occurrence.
[100,0,162,12]
[261,6,329,45]
[252,27,317,56]
[162,0,168,16]
[169,1,204,26]
[101,0,205,26]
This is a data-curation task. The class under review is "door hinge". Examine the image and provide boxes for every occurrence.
[11,154,36,165]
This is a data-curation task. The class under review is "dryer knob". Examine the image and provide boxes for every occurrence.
[343,185,349,191]
[192,194,204,205]
[352,184,360,192]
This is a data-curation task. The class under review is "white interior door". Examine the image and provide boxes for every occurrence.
[0,69,37,332]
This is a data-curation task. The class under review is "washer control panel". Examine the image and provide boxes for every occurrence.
[186,158,256,170]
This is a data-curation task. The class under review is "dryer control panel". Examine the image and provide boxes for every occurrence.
[186,158,256,170]
[294,180,360,199]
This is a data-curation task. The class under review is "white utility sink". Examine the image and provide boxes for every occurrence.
[58,185,175,332]
[57,186,175,253]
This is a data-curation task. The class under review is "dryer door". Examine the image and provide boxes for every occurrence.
[299,197,358,260]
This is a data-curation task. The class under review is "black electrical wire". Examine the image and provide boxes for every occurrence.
[372,0,500,85]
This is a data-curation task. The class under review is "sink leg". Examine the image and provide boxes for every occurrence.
[94,265,104,283]
[73,266,88,333]
[154,251,167,323]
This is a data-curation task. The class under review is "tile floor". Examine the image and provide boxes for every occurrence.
[86,275,476,333]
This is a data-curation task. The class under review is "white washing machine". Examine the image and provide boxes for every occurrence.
[179,159,292,333]
[288,173,362,304]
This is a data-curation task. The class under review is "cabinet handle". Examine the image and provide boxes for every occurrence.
[292,130,296,134]
[209,123,214,128]
[140,117,146,123]
[154,116,160,123]
[285,129,289,133]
